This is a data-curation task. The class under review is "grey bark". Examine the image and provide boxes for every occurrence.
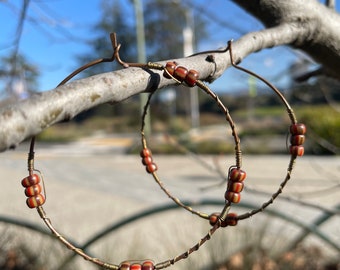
[232,0,340,79]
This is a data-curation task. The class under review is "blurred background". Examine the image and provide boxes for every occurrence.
[0,0,339,269]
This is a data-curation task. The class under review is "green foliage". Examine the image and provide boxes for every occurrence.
[297,105,340,154]
[36,123,84,142]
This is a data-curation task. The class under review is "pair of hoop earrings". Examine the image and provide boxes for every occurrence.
[20,33,306,269]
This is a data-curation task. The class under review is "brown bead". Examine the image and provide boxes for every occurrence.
[225,191,241,203]
[185,69,199,87]
[290,123,306,135]
[26,194,45,208]
[25,184,42,197]
[21,174,40,187]
[142,260,154,270]
[173,66,188,82]
[290,145,304,156]
[146,163,158,173]
[227,181,244,193]
[290,135,305,146]
[142,156,153,166]
[163,61,177,79]
[119,261,131,270]
[229,169,246,182]
[221,212,238,227]
[209,212,220,226]
[140,148,152,158]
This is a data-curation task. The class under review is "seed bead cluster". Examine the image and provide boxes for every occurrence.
[140,148,158,174]
[21,174,45,208]
[163,61,199,87]
[209,212,238,227]
[119,260,154,270]
[207,168,246,227]
[289,123,306,156]
[225,168,247,204]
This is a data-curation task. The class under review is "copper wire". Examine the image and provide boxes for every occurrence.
[23,32,304,269]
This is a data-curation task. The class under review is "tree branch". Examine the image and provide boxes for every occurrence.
[1,0,340,152]
[232,0,340,79]
[326,0,336,9]
[0,57,217,152]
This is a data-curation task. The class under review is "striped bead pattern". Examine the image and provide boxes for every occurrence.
[227,181,244,193]
[140,148,158,174]
[21,174,45,208]
[229,169,247,182]
[21,174,40,187]
[224,168,247,204]
[289,123,306,156]
[225,191,241,203]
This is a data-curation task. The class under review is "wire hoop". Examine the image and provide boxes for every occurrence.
[139,63,243,221]
[19,33,239,270]
[225,40,306,221]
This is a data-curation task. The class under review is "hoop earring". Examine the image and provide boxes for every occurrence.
[136,40,306,226]
[19,34,240,270]
[224,40,306,222]
[138,62,247,226]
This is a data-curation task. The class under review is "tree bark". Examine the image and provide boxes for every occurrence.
[1,0,339,152]
[232,0,340,79]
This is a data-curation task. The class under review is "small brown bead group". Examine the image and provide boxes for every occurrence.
[164,61,199,87]
[289,123,306,157]
[119,260,154,270]
[140,148,158,174]
[209,212,238,227]
[21,174,45,208]
[224,168,246,204]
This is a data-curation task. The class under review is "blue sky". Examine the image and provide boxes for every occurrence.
[1,0,339,96]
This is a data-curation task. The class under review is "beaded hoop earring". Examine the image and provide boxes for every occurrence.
[19,34,240,270]
[113,40,249,224]
[224,40,306,222]
[124,40,306,226]
[156,41,307,225]
[138,62,247,224]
